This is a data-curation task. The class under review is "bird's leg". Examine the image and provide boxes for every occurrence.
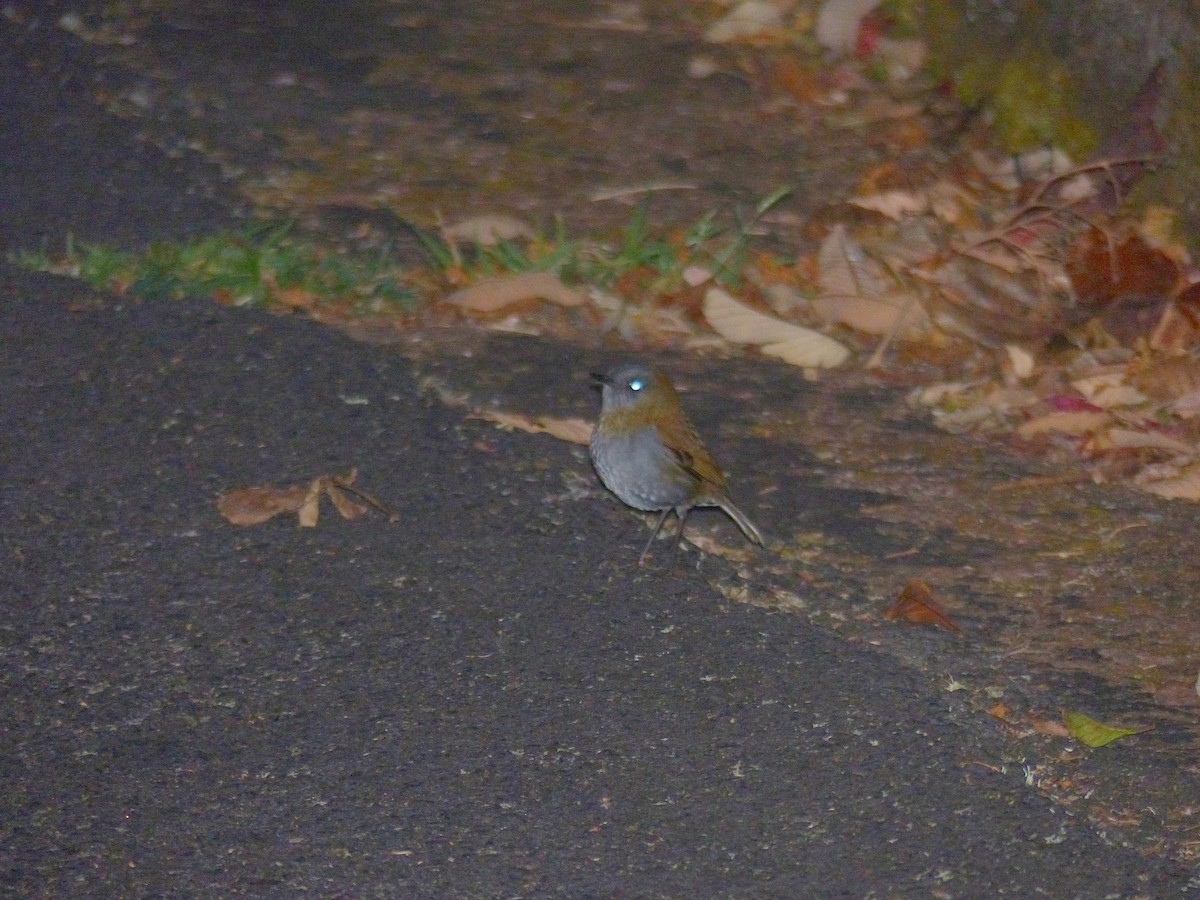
[639,508,674,566]
[669,506,693,566]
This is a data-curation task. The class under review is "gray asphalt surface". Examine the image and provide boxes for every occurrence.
[0,10,1194,898]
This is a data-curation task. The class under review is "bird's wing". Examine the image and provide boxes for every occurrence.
[652,414,728,493]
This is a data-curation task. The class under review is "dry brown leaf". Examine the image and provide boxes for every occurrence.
[216,484,308,525]
[1067,228,1180,310]
[809,291,928,337]
[1148,301,1200,352]
[445,272,584,312]
[1137,462,1200,500]
[703,287,850,368]
[1004,344,1036,380]
[443,214,534,246]
[1016,410,1111,439]
[848,190,927,220]
[766,56,823,104]
[704,0,784,43]
[1133,352,1200,399]
[298,478,323,528]
[327,484,370,520]
[217,470,393,527]
[875,37,927,80]
[536,417,595,444]
[926,181,973,226]
[817,224,890,298]
[469,409,594,445]
[1029,717,1072,738]
[812,226,928,339]
[883,578,961,632]
[1070,372,1149,408]
[815,0,881,52]
[1105,427,1194,455]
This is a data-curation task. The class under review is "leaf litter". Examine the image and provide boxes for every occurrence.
[217,469,396,527]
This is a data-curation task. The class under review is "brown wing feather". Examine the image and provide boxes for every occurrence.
[651,407,729,497]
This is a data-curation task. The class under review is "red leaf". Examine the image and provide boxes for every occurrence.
[884,579,961,632]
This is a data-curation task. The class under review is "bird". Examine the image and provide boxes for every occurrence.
[589,362,765,565]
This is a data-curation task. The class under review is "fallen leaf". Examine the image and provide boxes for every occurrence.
[703,287,850,368]
[1016,410,1111,439]
[1066,229,1179,310]
[1133,353,1200,400]
[1063,710,1151,748]
[815,0,881,53]
[848,190,928,220]
[1029,717,1071,738]
[469,409,594,445]
[445,272,584,312]
[812,226,929,339]
[875,37,927,81]
[217,470,395,527]
[1105,427,1194,455]
[1004,344,1036,380]
[326,483,369,520]
[298,478,322,527]
[817,224,890,299]
[1136,461,1200,500]
[766,56,823,104]
[884,578,961,632]
[809,291,928,337]
[1070,372,1149,408]
[216,484,308,525]
[987,703,1012,722]
[704,0,785,43]
[1148,300,1200,353]
[443,214,534,246]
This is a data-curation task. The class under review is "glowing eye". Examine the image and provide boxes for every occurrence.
[628,379,643,392]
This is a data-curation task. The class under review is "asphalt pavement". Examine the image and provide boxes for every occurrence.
[0,10,1194,898]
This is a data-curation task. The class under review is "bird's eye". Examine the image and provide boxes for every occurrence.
[628,379,643,392]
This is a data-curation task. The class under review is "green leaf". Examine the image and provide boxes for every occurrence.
[1063,711,1151,748]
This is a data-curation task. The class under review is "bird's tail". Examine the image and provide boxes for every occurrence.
[717,497,765,547]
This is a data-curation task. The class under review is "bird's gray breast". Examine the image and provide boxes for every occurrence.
[590,424,693,511]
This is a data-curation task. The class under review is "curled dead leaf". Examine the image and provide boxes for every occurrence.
[217,484,308,526]
[1016,410,1111,439]
[884,578,960,632]
[848,190,927,220]
[1070,371,1149,409]
[1105,427,1193,455]
[217,469,395,527]
[811,225,928,341]
[703,286,849,368]
[1136,461,1200,500]
[445,272,584,313]
[817,224,890,299]
[298,478,322,528]
[809,291,928,338]
[815,0,881,53]
[469,408,594,445]
[1004,344,1036,380]
[443,214,534,246]
[1029,717,1071,738]
[704,0,784,43]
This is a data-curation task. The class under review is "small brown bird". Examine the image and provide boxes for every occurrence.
[590,362,765,565]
